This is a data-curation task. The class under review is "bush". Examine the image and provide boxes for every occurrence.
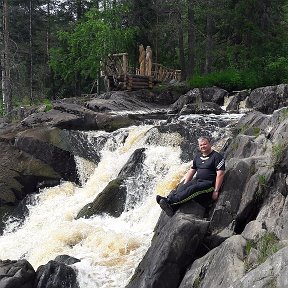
[187,69,262,91]
[187,55,288,92]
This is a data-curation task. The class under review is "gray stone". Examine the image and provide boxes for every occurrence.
[180,235,246,288]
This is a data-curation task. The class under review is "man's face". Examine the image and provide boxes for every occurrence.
[198,139,212,155]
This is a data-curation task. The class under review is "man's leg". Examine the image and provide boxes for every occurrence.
[167,179,212,204]
[156,179,213,217]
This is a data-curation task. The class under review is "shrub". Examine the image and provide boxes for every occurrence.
[43,98,53,112]
[187,69,262,91]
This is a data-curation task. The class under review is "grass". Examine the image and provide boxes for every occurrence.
[257,232,279,264]
[245,232,280,271]
[280,108,288,121]
[272,142,288,166]
[43,98,53,112]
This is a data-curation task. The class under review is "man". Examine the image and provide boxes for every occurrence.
[156,136,225,217]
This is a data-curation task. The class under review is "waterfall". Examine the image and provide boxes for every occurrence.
[0,113,243,287]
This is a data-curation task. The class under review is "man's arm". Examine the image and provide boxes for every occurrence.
[183,168,197,184]
[212,170,225,200]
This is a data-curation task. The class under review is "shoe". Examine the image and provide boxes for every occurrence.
[159,199,174,217]
[156,195,165,204]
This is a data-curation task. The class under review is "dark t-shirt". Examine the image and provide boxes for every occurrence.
[192,150,225,183]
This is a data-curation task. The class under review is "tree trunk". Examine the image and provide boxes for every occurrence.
[75,0,82,97]
[29,0,33,103]
[177,12,186,81]
[2,0,12,115]
[187,0,195,78]
[204,0,214,74]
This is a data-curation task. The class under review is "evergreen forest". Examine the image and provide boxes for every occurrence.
[1,0,288,115]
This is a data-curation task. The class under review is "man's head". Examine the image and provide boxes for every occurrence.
[198,137,212,156]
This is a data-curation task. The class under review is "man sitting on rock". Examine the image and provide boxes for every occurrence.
[156,136,225,217]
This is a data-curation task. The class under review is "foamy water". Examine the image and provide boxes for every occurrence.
[0,125,190,288]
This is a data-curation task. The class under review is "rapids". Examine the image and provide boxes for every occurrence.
[0,113,243,287]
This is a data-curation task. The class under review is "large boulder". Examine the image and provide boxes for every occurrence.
[0,141,61,234]
[34,260,79,288]
[0,259,35,288]
[179,235,246,288]
[246,84,288,114]
[15,129,78,183]
[127,202,209,288]
[169,87,228,113]
[76,178,126,219]
[180,102,225,115]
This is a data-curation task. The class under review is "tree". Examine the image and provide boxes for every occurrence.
[49,3,136,96]
[1,0,12,115]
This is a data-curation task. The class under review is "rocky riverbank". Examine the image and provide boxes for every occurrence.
[0,83,288,288]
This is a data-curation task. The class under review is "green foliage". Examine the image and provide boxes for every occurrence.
[193,276,201,288]
[245,232,280,270]
[187,69,262,91]
[255,174,268,201]
[49,4,136,89]
[280,108,288,121]
[43,99,53,112]
[272,142,288,166]
[257,232,279,264]
[245,239,256,256]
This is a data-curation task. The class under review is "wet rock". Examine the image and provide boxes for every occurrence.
[76,178,126,219]
[54,255,80,266]
[118,148,146,179]
[15,130,78,184]
[34,260,79,288]
[0,259,35,288]
[226,90,250,113]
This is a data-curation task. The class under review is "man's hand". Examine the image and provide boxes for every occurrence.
[212,190,219,201]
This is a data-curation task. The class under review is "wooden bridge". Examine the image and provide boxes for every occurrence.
[101,52,181,91]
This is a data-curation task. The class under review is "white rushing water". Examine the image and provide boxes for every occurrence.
[0,124,190,288]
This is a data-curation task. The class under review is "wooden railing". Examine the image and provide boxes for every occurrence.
[136,63,181,82]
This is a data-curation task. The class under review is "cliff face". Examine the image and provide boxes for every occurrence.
[127,108,288,288]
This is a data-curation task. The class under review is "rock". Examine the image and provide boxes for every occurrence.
[126,212,210,288]
[118,148,146,179]
[0,141,61,234]
[75,178,126,219]
[226,90,250,113]
[0,259,35,288]
[15,129,78,184]
[85,90,162,113]
[179,235,246,288]
[54,255,80,265]
[229,246,288,288]
[180,102,225,115]
[34,260,79,288]
[76,148,147,219]
[241,220,266,241]
[169,87,228,114]
[246,84,288,114]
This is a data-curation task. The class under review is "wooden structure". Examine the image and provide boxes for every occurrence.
[101,51,181,91]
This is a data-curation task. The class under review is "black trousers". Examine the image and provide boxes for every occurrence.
[167,178,214,208]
